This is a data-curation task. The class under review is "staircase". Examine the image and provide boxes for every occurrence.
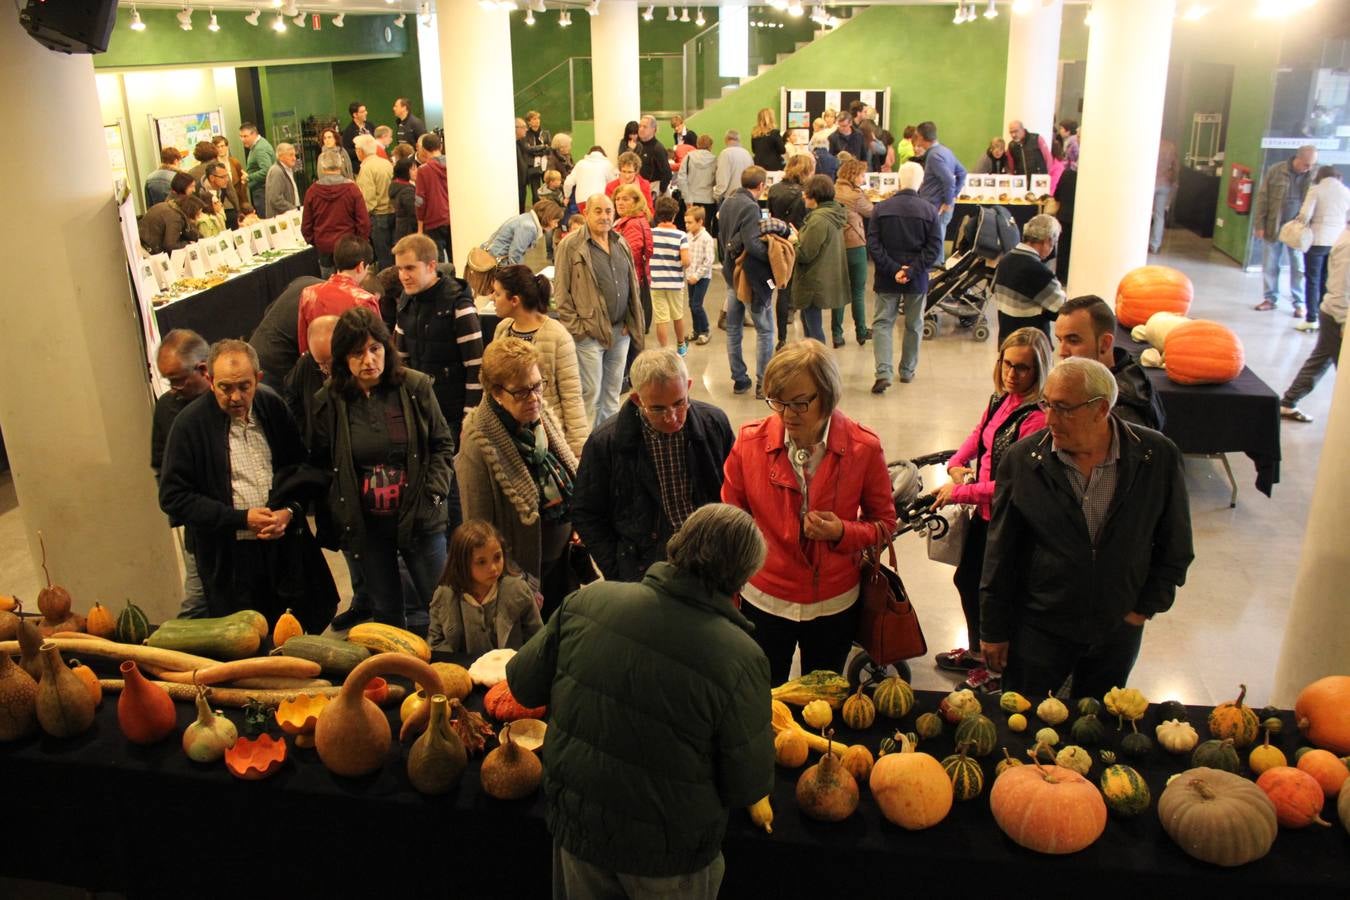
[715,24,843,104]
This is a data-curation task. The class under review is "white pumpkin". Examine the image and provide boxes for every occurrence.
[1155,719,1200,755]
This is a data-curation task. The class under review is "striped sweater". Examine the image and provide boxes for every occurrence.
[991,244,1066,319]
[650,224,689,290]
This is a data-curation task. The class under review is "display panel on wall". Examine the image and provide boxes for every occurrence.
[152,109,224,157]
[105,121,130,188]
[779,88,890,145]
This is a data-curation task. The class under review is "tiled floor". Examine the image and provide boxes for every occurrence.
[0,227,1331,706]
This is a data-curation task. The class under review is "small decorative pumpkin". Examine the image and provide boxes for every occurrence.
[271,608,303,648]
[1100,764,1150,816]
[182,683,238,763]
[1070,714,1106,747]
[954,713,997,757]
[1192,738,1240,773]
[996,747,1025,778]
[1247,731,1287,775]
[1035,727,1060,748]
[942,742,985,801]
[1036,693,1068,726]
[1208,684,1260,749]
[483,680,547,722]
[840,686,875,731]
[1164,320,1245,386]
[1158,700,1190,723]
[796,730,859,822]
[774,730,809,768]
[1076,697,1102,717]
[990,754,1107,854]
[869,734,953,830]
[1157,768,1277,866]
[34,532,79,637]
[84,602,116,639]
[1098,750,1117,766]
[1115,264,1194,328]
[1256,705,1281,722]
[802,699,833,730]
[1294,675,1350,754]
[875,676,916,719]
[66,659,101,706]
[1261,717,1283,736]
[1008,713,1028,733]
[1296,748,1349,797]
[1056,745,1092,776]
[938,687,979,723]
[1256,766,1330,828]
[878,729,918,756]
[914,712,943,740]
[1121,722,1153,759]
[1000,691,1030,714]
[1155,719,1200,755]
[430,662,474,702]
[1103,686,1149,729]
[840,744,874,783]
[115,599,151,645]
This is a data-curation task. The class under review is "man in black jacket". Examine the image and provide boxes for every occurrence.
[1007,120,1050,176]
[718,166,774,398]
[393,97,426,150]
[637,115,672,195]
[341,101,373,176]
[1053,295,1166,431]
[572,349,734,582]
[158,340,338,632]
[249,274,325,386]
[979,358,1193,700]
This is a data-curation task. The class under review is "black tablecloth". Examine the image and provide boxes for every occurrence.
[153,248,322,343]
[4,660,1345,897]
[946,201,1041,243]
[1116,325,1281,496]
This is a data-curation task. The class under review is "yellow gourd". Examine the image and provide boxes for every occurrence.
[1248,731,1287,775]
[272,609,303,648]
[802,699,833,730]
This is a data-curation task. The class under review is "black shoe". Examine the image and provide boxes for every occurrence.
[857,330,871,346]
[733,380,752,395]
[754,384,765,401]
[774,340,786,353]
[832,337,846,349]
[871,378,890,394]
[330,607,373,632]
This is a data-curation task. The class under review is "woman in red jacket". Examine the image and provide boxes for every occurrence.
[613,183,654,334]
[722,340,897,684]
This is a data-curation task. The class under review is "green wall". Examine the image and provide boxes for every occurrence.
[258,63,336,131]
[332,26,426,138]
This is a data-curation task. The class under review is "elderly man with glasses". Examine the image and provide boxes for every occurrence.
[979,357,1194,700]
[571,349,734,583]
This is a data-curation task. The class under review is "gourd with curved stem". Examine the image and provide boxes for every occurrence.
[314,652,445,777]
[182,678,238,763]
[480,721,542,800]
[35,641,96,738]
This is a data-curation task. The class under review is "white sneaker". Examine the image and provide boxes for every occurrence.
[695,333,710,345]
[1295,320,1319,332]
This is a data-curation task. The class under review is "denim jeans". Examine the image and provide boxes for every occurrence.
[800,306,826,342]
[1004,617,1145,701]
[872,292,925,380]
[426,225,451,264]
[1304,245,1331,321]
[1282,311,1343,406]
[1262,238,1305,305]
[370,213,395,271]
[176,542,210,618]
[1150,184,1171,253]
[687,277,711,335]
[355,526,446,629]
[575,321,632,426]
[724,288,774,389]
[831,246,870,341]
[937,205,954,241]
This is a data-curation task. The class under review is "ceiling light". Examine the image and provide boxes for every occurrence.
[177,7,194,30]
[207,10,220,30]
[282,0,298,16]
[586,0,600,15]
[292,11,306,27]
[272,12,286,31]
[1179,4,1208,19]
[271,0,281,6]
[695,6,704,25]
[332,12,344,26]
[1011,0,1031,13]
[787,0,804,16]
[642,4,654,19]
[559,10,571,26]
[130,6,146,30]
[244,8,260,25]
[393,12,406,26]
[679,6,689,21]
[666,5,677,19]
[525,7,535,23]
[983,0,997,19]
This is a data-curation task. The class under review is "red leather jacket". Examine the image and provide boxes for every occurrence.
[722,410,896,604]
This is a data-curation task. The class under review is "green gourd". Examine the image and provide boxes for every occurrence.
[1158,700,1189,723]
[840,686,876,731]
[1121,728,1154,759]
[272,634,371,674]
[1192,738,1240,773]
[1071,714,1106,747]
[915,712,943,740]
[874,676,915,719]
[1077,697,1102,717]
[115,599,150,645]
[879,730,917,756]
[953,713,997,758]
[941,742,985,801]
[1100,764,1151,816]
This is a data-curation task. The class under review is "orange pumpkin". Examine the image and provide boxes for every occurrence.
[1115,265,1194,328]
[989,758,1107,854]
[67,659,102,706]
[1256,766,1330,828]
[85,603,116,639]
[1296,748,1349,797]
[1163,320,1244,385]
[1294,675,1350,754]
[868,734,953,830]
[272,608,303,648]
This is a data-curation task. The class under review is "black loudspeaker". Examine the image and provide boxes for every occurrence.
[20,0,119,55]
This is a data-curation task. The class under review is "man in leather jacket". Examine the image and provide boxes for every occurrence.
[1053,295,1166,431]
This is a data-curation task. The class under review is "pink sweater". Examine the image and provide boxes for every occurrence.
[948,393,1047,520]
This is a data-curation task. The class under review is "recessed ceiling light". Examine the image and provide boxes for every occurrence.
[272,12,286,31]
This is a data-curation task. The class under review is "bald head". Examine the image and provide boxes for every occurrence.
[308,315,339,373]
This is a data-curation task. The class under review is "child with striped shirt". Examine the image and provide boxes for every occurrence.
[649,196,691,353]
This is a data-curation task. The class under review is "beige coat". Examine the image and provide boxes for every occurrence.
[494,316,591,458]
[834,180,874,249]
[554,230,646,349]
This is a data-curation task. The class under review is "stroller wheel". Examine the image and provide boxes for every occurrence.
[921,318,937,341]
[973,323,990,342]
[845,648,913,689]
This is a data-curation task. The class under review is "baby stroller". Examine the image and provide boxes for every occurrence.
[921,205,1021,343]
[844,450,956,688]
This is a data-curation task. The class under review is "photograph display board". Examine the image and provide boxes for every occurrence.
[779,88,891,146]
[152,108,224,157]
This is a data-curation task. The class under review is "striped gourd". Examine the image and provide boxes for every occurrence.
[873,675,915,719]
[346,622,432,662]
[115,599,150,644]
[954,713,997,757]
[1099,764,1151,816]
[915,712,944,740]
[942,743,985,801]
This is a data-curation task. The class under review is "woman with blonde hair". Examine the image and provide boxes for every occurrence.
[751,107,787,171]
[930,326,1053,694]
[832,158,873,347]
[613,183,654,333]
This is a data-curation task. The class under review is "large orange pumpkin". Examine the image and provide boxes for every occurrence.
[1296,748,1349,797]
[1163,320,1244,385]
[1115,265,1194,328]
[990,760,1107,854]
[868,735,953,830]
[1294,675,1350,754]
[1255,766,1329,828]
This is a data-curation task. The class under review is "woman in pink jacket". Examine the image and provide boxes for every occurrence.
[932,327,1053,693]
[722,340,897,684]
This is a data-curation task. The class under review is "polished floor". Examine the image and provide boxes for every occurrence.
[0,227,1333,706]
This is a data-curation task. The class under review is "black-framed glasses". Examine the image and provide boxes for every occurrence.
[1037,396,1103,416]
[499,379,547,401]
[1001,359,1034,376]
[766,393,818,414]
[642,397,690,418]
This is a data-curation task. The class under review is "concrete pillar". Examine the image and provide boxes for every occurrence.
[0,15,180,619]
[1274,334,1350,703]
[1067,0,1175,299]
[1003,0,1063,141]
[438,0,518,274]
[590,1,641,160]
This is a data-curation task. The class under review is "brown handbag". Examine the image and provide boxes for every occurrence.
[856,522,927,667]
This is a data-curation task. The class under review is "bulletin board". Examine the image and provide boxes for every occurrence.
[780,88,892,146]
[104,120,130,188]
[151,108,224,157]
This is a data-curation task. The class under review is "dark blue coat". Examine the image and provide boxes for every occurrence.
[867,188,944,296]
[718,188,772,305]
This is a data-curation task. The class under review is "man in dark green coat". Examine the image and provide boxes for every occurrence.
[506,503,774,899]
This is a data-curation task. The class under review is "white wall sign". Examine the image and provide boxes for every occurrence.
[1260,137,1339,150]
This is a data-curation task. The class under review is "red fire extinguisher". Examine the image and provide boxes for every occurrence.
[1227,164,1253,214]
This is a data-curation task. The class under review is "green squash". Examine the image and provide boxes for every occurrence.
[1071,714,1106,747]
[942,744,985,801]
[840,686,876,731]
[1098,749,1117,766]
[878,730,918,756]
[115,599,150,644]
[1261,717,1283,736]
[873,676,915,719]
[995,747,1024,778]
[954,713,997,758]
[1100,764,1151,816]
[1158,700,1189,723]
[1121,728,1153,759]
[1192,738,1240,773]
[1076,697,1102,717]
[914,712,943,740]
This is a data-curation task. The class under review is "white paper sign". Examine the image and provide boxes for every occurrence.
[231,230,254,264]
[858,90,877,109]
[200,240,224,272]
[789,91,806,113]
[149,253,173,289]
[169,248,189,278]
[764,170,784,188]
[248,223,271,253]
[1030,174,1051,196]
[214,235,243,268]
[1009,176,1028,195]
[137,259,157,287]
[824,90,841,112]
[269,219,298,249]
[864,173,883,192]
[183,244,208,278]
[877,172,899,194]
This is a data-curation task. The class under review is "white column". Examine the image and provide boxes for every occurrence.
[0,15,180,618]
[1003,0,1063,141]
[438,0,519,274]
[590,1,641,160]
[1273,333,1350,703]
[1068,0,1175,299]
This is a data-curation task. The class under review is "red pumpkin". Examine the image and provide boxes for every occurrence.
[1296,748,1349,797]
[1115,265,1194,328]
[484,680,546,722]
[989,759,1107,854]
[1255,766,1330,828]
[1294,675,1350,754]
[1163,320,1244,385]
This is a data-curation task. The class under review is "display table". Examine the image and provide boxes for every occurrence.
[1116,326,1281,503]
[945,201,1042,243]
[2,661,1345,897]
[153,247,322,343]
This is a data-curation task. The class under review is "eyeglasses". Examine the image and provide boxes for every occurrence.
[1036,396,1103,416]
[498,380,547,401]
[1001,359,1034,376]
[641,397,689,419]
[765,393,818,414]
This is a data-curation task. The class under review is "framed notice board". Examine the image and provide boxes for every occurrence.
[151,108,224,157]
[780,88,892,145]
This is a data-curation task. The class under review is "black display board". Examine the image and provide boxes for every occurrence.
[779,87,892,143]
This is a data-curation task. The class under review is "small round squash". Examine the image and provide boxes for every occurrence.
[1036,693,1068,726]
[942,743,985,801]
[1208,684,1260,749]
[1256,766,1330,828]
[1055,745,1092,776]
[1296,748,1349,797]
[1100,764,1150,816]
[774,730,810,768]
[802,699,833,731]
[869,735,953,830]
[1155,719,1199,755]
[874,676,915,719]
[954,713,997,757]
[1008,713,1027,733]
[840,687,875,731]
[1247,731,1287,776]
[840,744,874,783]
[915,711,944,740]
[1192,738,1240,773]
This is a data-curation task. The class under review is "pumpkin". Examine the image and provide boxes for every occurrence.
[1070,714,1106,747]
[954,713,997,757]
[115,599,150,645]
[1055,745,1092,776]
[996,747,1024,778]
[1103,686,1148,729]
[942,743,985,801]
[483,680,546,721]
[1008,713,1028,733]
[999,691,1030,714]
[914,712,943,740]
[1155,719,1199,755]
[1098,750,1117,766]
[1115,265,1194,328]
[1158,700,1190,723]
[430,662,473,702]
[85,603,115,639]
[1100,764,1150,816]
[990,756,1108,854]
[1192,738,1240,773]
[840,686,875,731]
[875,676,916,719]
[1296,748,1349,797]
[938,687,979,723]
[272,609,303,647]
[1076,697,1102,717]
[1121,729,1153,759]
[1035,727,1060,748]
[1256,766,1330,828]
[1261,717,1283,736]
[1340,781,1350,838]
[1164,320,1245,386]
[869,734,953,830]
[775,730,810,768]
[840,744,874,783]
[1247,731,1287,775]
[1158,768,1278,866]
[1036,693,1068,726]
[66,659,101,706]
[1294,675,1350,754]
[1208,684,1260,748]
[802,699,833,730]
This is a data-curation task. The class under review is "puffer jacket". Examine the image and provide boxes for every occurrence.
[493,316,590,458]
[833,179,874,248]
[721,410,897,603]
[554,227,646,349]
[791,200,849,311]
[505,561,773,877]
[389,179,417,242]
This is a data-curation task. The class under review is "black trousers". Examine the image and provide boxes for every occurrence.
[952,514,989,651]
[742,599,860,686]
[776,283,793,343]
[997,310,1054,346]
[1003,617,1145,701]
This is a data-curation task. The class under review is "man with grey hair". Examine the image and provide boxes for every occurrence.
[714,129,754,203]
[979,357,1193,700]
[264,142,301,218]
[1253,144,1318,313]
[636,114,672,195]
[354,134,396,270]
[506,502,772,900]
[159,339,338,631]
[572,348,735,582]
[867,160,944,391]
[301,148,371,277]
[991,213,1066,343]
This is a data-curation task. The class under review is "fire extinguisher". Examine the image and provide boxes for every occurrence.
[1227,164,1253,214]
